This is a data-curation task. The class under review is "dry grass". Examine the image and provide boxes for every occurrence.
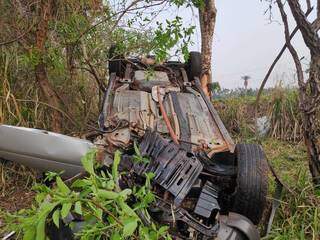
[214,87,320,143]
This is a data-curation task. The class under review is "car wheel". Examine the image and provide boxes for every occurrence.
[186,51,202,81]
[231,144,268,225]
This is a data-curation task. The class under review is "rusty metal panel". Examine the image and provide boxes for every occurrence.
[107,90,157,130]
[193,79,235,154]
[172,92,230,155]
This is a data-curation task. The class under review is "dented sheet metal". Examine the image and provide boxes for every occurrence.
[106,90,157,130]
[164,91,230,155]
[0,125,93,177]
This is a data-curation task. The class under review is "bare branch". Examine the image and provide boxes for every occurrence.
[287,0,320,55]
[255,6,314,106]
[306,0,311,10]
[318,0,320,19]
[0,24,34,46]
[81,41,106,92]
[277,0,305,89]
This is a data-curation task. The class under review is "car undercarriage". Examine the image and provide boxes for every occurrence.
[0,52,268,240]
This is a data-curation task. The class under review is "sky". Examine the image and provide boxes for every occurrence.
[175,0,314,89]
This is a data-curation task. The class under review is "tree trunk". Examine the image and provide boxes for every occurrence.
[199,0,217,97]
[35,0,62,132]
[303,56,320,186]
[284,0,320,187]
[276,0,320,187]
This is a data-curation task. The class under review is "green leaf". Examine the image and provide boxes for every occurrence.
[37,201,60,236]
[119,189,132,199]
[52,209,60,228]
[97,189,119,200]
[23,227,36,240]
[158,226,169,236]
[74,201,82,215]
[36,215,47,240]
[111,232,121,240]
[81,148,96,175]
[123,217,138,237]
[61,202,72,218]
[112,150,121,182]
[106,180,115,190]
[118,198,136,217]
[71,179,92,189]
[35,192,47,204]
[56,176,70,194]
[44,171,63,182]
[133,141,141,157]
[94,207,103,220]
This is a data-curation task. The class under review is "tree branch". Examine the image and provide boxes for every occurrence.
[81,42,106,92]
[73,0,166,44]
[318,0,320,19]
[277,0,305,93]
[255,5,314,107]
[0,24,34,46]
[287,0,320,55]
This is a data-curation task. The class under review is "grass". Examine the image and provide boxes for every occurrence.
[261,138,320,240]
[0,162,36,237]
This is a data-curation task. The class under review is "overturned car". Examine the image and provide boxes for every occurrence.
[0,52,268,239]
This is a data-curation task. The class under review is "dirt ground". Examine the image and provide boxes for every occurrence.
[0,162,36,213]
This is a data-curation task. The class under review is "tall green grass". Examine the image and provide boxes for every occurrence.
[262,139,320,240]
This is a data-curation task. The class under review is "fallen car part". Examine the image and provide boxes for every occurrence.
[155,198,259,240]
[218,213,260,240]
[194,181,220,218]
[0,125,93,177]
[155,197,220,237]
[130,130,261,239]
[134,130,203,206]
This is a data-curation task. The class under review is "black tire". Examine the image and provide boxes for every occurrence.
[186,51,202,81]
[231,144,268,225]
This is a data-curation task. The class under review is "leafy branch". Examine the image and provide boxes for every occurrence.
[13,149,171,240]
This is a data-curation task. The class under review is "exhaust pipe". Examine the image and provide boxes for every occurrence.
[0,125,94,177]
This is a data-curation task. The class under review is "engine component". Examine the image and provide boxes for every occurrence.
[134,130,203,206]
[155,198,219,237]
[194,181,220,218]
